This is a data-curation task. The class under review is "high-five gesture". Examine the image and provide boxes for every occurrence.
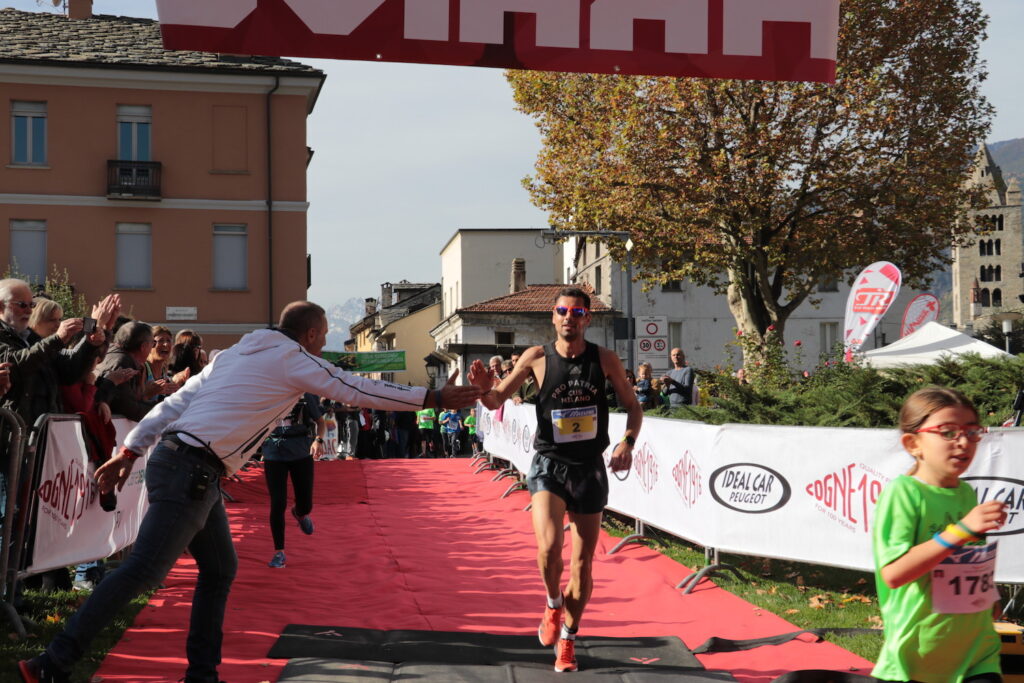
[436,369,482,410]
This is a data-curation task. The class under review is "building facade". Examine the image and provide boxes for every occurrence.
[0,3,324,348]
[952,145,1024,331]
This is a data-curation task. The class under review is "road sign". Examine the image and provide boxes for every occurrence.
[635,315,669,373]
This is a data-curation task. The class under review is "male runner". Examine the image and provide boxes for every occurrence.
[469,287,641,673]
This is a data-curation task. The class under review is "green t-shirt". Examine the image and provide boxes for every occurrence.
[872,475,1000,682]
[416,408,436,429]
[464,415,476,436]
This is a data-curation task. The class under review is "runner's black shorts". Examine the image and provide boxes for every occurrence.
[526,453,608,514]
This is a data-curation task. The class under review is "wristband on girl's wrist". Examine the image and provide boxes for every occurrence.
[955,520,983,540]
[932,531,957,549]
[945,522,976,543]
[119,446,140,461]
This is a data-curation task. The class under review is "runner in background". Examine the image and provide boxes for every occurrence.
[469,287,641,674]
[872,386,1007,682]
[416,405,437,458]
[465,407,480,456]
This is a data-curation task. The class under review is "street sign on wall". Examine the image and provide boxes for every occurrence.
[635,315,669,374]
[156,0,840,83]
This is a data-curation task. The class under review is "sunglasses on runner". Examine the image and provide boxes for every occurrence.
[914,423,988,442]
[553,306,588,318]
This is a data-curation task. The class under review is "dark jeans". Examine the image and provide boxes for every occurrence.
[47,445,236,683]
[263,456,314,550]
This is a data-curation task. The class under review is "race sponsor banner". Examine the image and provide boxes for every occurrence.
[29,418,149,574]
[156,0,840,84]
[843,261,902,360]
[479,401,1024,581]
[322,350,406,372]
[900,293,940,338]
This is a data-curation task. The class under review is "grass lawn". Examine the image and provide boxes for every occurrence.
[0,575,151,682]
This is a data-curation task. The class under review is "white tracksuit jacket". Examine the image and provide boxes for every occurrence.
[124,328,428,474]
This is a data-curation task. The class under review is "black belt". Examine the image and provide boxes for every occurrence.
[159,434,225,476]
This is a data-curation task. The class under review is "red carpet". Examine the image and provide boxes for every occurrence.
[93,459,873,682]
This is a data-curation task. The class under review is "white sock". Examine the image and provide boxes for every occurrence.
[560,624,577,640]
[547,594,564,609]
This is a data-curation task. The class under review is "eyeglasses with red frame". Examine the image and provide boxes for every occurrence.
[914,423,988,443]
[553,305,588,319]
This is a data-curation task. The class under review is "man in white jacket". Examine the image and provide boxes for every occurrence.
[19,301,480,683]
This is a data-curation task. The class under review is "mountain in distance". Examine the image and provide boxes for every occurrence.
[990,137,1023,186]
[324,297,367,351]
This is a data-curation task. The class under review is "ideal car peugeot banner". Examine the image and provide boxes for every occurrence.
[900,293,940,338]
[478,402,1024,581]
[155,0,841,84]
[843,261,902,361]
[29,418,150,574]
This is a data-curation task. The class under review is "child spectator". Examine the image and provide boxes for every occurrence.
[872,386,1007,682]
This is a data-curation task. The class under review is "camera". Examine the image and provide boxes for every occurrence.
[82,317,97,334]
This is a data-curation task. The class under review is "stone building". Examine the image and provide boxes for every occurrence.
[952,145,1024,330]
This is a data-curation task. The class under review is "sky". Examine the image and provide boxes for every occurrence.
[7,0,1024,308]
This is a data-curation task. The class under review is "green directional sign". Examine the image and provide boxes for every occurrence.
[322,350,406,373]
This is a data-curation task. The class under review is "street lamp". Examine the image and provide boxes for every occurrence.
[540,228,635,372]
[992,311,1023,354]
[425,362,438,389]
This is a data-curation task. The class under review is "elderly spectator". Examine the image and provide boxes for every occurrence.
[661,348,695,408]
[96,322,153,422]
[28,298,63,340]
[488,355,504,387]
[0,280,113,426]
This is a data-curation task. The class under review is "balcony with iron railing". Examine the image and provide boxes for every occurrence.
[107,160,161,199]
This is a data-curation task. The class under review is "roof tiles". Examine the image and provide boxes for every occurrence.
[0,8,321,76]
[459,285,611,314]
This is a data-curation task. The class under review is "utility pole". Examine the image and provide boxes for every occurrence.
[540,229,635,372]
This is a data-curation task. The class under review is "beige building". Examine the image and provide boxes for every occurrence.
[952,145,1024,331]
[349,282,442,385]
[0,2,324,348]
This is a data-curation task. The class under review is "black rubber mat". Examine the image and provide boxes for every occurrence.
[276,656,739,682]
[268,625,738,681]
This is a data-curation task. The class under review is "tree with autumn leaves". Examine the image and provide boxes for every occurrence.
[508,0,992,367]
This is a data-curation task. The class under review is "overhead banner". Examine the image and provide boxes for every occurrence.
[156,0,840,83]
[478,401,1024,581]
[322,350,407,372]
[900,293,940,338]
[29,418,150,575]
[843,261,902,360]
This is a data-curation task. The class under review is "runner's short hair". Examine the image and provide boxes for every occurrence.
[556,287,590,309]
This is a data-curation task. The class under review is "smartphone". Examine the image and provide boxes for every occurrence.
[82,317,97,334]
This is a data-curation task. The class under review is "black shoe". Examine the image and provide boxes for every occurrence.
[18,654,70,683]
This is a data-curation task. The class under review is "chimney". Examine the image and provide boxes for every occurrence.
[510,258,526,293]
[380,282,393,309]
[68,0,93,19]
[364,297,377,316]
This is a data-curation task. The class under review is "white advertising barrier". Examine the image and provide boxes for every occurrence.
[479,402,1024,582]
[29,418,148,574]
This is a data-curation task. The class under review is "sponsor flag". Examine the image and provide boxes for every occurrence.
[155,0,840,83]
[322,350,406,372]
[900,293,940,338]
[843,262,902,361]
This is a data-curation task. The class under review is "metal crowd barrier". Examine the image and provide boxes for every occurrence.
[0,408,33,638]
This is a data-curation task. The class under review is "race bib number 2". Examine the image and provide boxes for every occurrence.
[931,542,998,614]
[551,406,598,443]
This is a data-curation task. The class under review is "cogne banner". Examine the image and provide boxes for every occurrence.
[155,0,840,83]
[900,293,940,338]
[478,401,1024,581]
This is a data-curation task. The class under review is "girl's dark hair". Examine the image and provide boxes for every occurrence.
[112,321,153,355]
[899,386,978,434]
[169,342,204,376]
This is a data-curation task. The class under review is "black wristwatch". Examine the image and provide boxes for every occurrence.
[621,435,636,447]
[314,437,324,443]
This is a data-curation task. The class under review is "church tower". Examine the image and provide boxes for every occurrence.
[952,144,1023,331]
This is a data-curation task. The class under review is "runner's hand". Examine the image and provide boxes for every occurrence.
[962,500,1007,535]
[609,441,632,473]
[438,369,482,410]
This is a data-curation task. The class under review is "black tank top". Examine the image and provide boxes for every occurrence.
[533,342,609,465]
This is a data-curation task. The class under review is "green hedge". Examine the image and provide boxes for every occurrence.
[648,354,1024,428]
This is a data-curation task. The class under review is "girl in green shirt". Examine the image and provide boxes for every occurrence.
[873,387,1008,683]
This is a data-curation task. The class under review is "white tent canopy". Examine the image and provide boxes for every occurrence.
[861,321,1009,369]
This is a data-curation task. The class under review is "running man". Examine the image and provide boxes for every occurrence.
[468,287,641,673]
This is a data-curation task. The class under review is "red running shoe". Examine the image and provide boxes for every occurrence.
[554,637,578,672]
[538,601,563,646]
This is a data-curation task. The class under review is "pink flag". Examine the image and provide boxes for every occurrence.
[155,0,840,83]
[843,262,902,360]
[900,294,940,338]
